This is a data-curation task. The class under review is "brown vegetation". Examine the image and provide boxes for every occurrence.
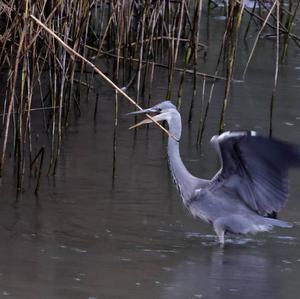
[0,0,299,192]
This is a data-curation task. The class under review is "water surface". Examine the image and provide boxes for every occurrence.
[1,6,300,299]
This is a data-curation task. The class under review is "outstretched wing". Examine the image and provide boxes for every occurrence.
[209,131,300,216]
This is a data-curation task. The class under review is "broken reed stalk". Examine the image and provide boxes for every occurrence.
[177,45,191,109]
[269,1,280,137]
[112,91,118,184]
[141,4,162,99]
[94,93,99,120]
[243,1,281,79]
[52,23,69,176]
[136,6,146,104]
[176,3,195,110]
[281,0,300,61]
[93,48,226,80]
[174,0,186,63]
[219,1,245,133]
[30,146,45,195]
[196,76,206,144]
[188,0,203,123]
[110,3,122,183]
[30,15,176,141]
[147,62,156,107]
[165,0,176,101]
[197,80,215,146]
[244,0,258,40]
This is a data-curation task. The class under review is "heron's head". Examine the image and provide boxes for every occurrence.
[127,101,177,129]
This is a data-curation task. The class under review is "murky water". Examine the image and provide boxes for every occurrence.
[1,6,300,299]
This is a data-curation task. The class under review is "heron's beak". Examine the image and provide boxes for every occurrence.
[129,118,154,129]
[127,107,158,129]
[126,107,157,116]
[128,110,167,130]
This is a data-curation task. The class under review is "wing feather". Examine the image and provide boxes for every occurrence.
[210,131,300,215]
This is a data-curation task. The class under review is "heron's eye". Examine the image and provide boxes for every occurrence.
[157,108,162,113]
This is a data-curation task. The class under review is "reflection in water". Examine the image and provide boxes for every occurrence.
[160,248,278,299]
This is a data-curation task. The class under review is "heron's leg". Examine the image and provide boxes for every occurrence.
[213,220,225,247]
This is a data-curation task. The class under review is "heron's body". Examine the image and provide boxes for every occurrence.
[129,101,300,245]
[188,188,291,244]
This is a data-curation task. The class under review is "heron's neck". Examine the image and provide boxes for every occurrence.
[167,133,199,204]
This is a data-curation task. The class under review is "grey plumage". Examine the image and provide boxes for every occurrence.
[128,101,300,245]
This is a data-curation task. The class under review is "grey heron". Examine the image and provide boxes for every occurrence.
[128,101,300,245]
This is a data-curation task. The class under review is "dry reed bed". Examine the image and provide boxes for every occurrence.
[0,0,299,192]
